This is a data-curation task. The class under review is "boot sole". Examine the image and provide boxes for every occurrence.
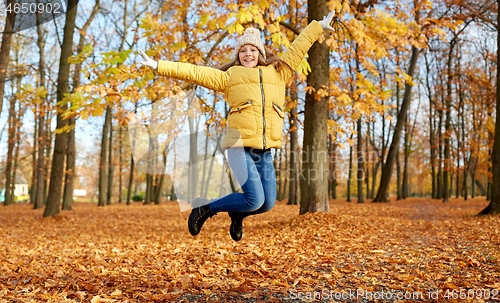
[188,211,199,236]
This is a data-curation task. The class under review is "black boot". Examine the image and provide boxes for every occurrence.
[228,212,244,241]
[188,198,215,236]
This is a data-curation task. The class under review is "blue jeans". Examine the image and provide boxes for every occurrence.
[209,147,276,218]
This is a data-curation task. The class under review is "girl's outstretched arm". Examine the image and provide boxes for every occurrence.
[280,11,336,82]
[138,49,229,92]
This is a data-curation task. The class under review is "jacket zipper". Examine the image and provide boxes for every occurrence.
[259,69,266,149]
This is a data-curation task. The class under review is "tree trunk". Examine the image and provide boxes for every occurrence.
[425,51,437,199]
[369,116,379,199]
[476,179,486,197]
[463,109,468,199]
[283,141,288,200]
[450,173,454,198]
[4,90,16,206]
[371,160,380,199]
[155,151,167,204]
[396,143,402,200]
[443,46,455,203]
[202,135,219,198]
[152,176,158,204]
[119,125,123,203]
[62,116,76,210]
[170,176,177,201]
[276,150,281,200]
[456,68,463,199]
[31,111,38,204]
[12,105,24,202]
[357,118,365,203]
[347,135,353,202]
[288,83,300,205]
[127,157,134,205]
[373,46,419,202]
[153,176,159,203]
[127,103,139,205]
[394,82,403,200]
[402,115,409,199]
[44,117,53,205]
[277,148,283,201]
[188,115,198,204]
[0,0,16,116]
[62,0,99,210]
[471,166,476,198]
[144,174,151,205]
[487,105,493,201]
[456,126,461,199]
[98,105,111,207]
[459,81,470,200]
[155,175,165,205]
[299,0,330,214]
[43,0,79,217]
[330,134,338,200]
[200,131,209,197]
[107,119,114,205]
[365,123,370,199]
[437,105,443,199]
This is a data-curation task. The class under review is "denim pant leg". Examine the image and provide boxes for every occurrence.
[209,147,266,213]
[240,148,277,218]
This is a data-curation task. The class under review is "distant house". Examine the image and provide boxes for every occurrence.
[73,189,87,198]
[13,175,29,198]
[0,175,29,203]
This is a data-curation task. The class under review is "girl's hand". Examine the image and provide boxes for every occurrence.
[319,11,335,31]
[138,49,158,70]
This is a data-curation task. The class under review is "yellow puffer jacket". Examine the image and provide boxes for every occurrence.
[157,21,323,149]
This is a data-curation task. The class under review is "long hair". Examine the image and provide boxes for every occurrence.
[218,47,292,73]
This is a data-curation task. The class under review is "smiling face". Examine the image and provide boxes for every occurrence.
[238,44,260,68]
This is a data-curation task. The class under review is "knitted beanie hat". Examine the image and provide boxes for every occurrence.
[235,28,266,60]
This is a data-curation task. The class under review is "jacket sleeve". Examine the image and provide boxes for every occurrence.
[157,60,229,92]
[279,20,324,82]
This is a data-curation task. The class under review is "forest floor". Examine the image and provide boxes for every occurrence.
[0,197,499,303]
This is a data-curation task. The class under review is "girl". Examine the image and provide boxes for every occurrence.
[139,12,335,241]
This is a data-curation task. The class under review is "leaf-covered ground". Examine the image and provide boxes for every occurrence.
[1,197,499,302]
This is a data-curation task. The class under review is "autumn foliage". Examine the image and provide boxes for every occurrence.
[1,198,499,302]
[1,0,500,299]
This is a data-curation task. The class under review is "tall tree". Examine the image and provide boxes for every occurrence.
[355,49,365,204]
[0,0,16,116]
[98,105,111,207]
[127,103,139,205]
[424,52,437,199]
[299,0,330,214]
[284,0,301,206]
[62,0,100,211]
[119,125,123,203]
[30,107,38,204]
[479,0,500,215]
[34,6,48,210]
[107,119,114,205]
[288,83,301,205]
[374,46,420,202]
[347,135,353,202]
[4,66,19,206]
[43,0,79,217]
